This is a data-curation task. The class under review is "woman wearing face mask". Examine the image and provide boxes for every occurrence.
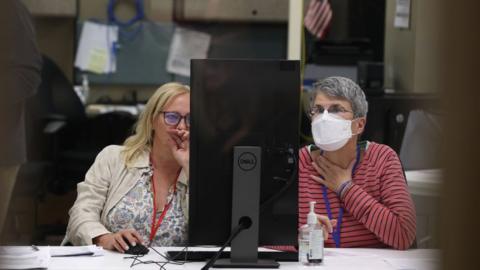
[300,77,416,250]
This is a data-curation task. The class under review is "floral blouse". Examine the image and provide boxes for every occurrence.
[105,167,188,246]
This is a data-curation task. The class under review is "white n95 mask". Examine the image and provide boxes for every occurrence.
[311,111,353,151]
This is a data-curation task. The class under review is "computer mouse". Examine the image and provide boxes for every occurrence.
[124,238,149,255]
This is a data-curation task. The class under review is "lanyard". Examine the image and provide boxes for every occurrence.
[320,146,360,248]
[149,163,180,243]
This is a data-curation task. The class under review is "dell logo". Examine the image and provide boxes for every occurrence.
[240,159,255,165]
[238,152,257,171]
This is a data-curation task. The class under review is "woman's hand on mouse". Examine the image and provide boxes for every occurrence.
[93,229,143,253]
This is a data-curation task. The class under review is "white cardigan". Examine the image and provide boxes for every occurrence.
[63,145,188,246]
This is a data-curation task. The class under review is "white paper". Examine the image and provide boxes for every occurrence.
[0,246,50,269]
[394,0,411,29]
[324,249,378,257]
[321,256,393,270]
[383,258,439,270]
[166,27,211,77]
[75,21,118,74]
[394,16,410,29]
[49,245,105,257]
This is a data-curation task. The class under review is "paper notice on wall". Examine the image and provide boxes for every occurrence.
[75,21,118,74]
[394,0,411,29]
[166,27,211,77]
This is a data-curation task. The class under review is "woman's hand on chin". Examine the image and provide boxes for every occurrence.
[167,129,189,173]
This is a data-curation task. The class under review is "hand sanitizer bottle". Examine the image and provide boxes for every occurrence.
[298,201,324,265]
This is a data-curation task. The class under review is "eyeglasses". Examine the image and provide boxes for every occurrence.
[310,104,353,117]
[161,111,190,127]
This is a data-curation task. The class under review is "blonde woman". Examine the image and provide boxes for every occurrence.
[63,82,190,252]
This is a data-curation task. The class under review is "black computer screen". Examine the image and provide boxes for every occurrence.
[189,59,300,247]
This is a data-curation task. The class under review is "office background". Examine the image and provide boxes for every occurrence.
[4,0,440,243]
[3,1,479,269]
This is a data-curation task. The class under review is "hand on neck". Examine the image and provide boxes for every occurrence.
[323,138,358,169]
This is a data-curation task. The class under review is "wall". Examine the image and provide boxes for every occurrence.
[33,18,75,82]
[413,0,441,94]
[30,0,294,103]
[77,0,175,102]
[29,0,175,103]
[78,0,173,21]
[383,0,416,92]
[383,0,442,93]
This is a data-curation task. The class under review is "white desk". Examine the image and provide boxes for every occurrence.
[404,169,442,248]
[46,247,440,270]
[405,169,442,197]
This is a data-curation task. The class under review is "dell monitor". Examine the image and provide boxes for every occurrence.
[188,59,300,268]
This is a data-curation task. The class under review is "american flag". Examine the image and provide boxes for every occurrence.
[304,0,333,39]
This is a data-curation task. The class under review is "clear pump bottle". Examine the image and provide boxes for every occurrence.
[298,201,324,265]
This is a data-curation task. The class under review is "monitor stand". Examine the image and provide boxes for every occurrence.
[213,146,279,268]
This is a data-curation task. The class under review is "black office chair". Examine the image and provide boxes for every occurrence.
[10,55,80,243]
[11,55,136,243]
[19,55,136,195]
[14,54,81,195]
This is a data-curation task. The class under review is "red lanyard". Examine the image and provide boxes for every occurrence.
[149,165,180,243]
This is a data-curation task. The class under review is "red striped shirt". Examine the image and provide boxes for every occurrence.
[299,142,416,250]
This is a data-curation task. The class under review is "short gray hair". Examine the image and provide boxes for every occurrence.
[310,76,368,118]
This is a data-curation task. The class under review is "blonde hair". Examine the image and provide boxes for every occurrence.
[122,82,190,166]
